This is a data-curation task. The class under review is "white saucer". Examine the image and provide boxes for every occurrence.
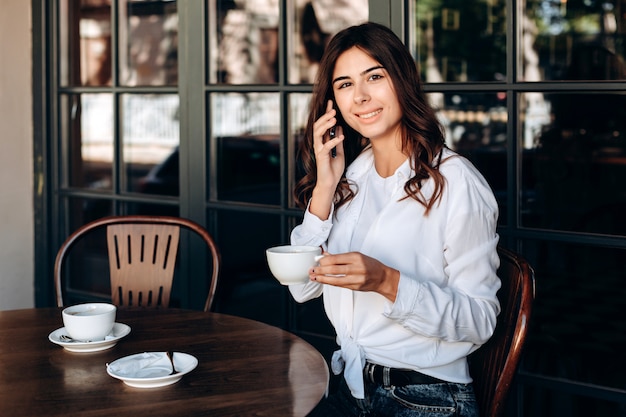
[48,323,131,353]
[106,352,198,388]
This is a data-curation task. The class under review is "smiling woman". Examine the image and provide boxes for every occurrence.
[289,22,500,417]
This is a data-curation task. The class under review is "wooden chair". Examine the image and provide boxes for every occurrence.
[54,215,221,312]
[468,246,535,417]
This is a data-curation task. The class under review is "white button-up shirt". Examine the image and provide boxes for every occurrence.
[290,147,501,399]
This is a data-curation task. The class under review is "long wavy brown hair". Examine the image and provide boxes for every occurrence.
[294,22,447,215]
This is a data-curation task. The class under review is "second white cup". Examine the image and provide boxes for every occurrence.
[62,302,117,342]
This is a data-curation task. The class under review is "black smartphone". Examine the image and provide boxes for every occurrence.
[329,126,337,158]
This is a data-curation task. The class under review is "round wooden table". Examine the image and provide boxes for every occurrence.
[0,308,329,416]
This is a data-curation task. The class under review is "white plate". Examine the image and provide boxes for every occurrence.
[106,352,198,388]
[48,323,131,353]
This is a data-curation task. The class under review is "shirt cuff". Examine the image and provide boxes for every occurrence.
[384,273,422,321]
[301,201,334,232]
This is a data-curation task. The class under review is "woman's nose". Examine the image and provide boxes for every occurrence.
[353,83,370,103]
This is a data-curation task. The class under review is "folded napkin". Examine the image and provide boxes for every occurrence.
[107,352,168,377]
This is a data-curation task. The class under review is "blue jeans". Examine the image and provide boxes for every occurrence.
[308,375,479,417]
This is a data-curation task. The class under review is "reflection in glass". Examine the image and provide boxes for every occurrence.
[427,92,508,225]
[411,0,506,82]
[59,0,112,86]
[208,0,279,84]
[122,94,180,195]
[430,92,508,151]
[60,94,114,190]
[211,93,280,204]
[521,92,626,235]
[521,0,626,81]
[289,0,369,83]
[119,0,178,86]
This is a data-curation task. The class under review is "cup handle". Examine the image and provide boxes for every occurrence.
[313,254,346,278]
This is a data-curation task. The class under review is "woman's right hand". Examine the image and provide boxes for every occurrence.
[309,100,346,220]
[313,100,345,188]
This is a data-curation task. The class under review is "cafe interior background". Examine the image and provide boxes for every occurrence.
[2,0,626,415]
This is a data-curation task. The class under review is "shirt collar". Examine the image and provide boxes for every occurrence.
[348,147,412,184]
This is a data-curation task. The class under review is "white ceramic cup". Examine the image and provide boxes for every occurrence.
[266,245,322,285]
[62,302,117,342]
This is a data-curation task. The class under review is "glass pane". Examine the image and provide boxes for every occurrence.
[288,0,369,84]
[411,0,507,83]
[119,0,178,86]
[214,210,286,326]
[522,0,626,81]
[68,196,114,232]
[61,197,113,305]
[60,0,112,87]
[122,94,180,195]
[60,94,114,190]
[522,239,626,392]
[125,202,179,217]
[210,93,280,204]
[429,92,508,225]
[290,92,311,207]
[208,0,279,84]
[521,92,626,234]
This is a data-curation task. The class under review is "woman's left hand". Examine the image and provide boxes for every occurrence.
[310,252,400,301]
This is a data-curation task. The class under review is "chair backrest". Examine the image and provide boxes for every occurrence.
[468,246,535,417]
[55,215,221,312]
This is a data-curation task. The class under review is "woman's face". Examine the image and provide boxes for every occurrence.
[331,47,402,145]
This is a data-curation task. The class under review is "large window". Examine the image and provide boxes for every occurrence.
[35,2,626,416]
[410,1,626,416]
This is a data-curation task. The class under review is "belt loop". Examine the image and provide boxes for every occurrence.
[382,366,391,388]
[367,363,376,384]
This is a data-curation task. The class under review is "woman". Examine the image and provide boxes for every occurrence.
[290,22,500,417]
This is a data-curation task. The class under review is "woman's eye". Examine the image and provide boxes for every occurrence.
[338,81,352,89]
[369,74,383,81]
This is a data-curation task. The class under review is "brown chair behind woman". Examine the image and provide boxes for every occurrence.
[54,215,221,312]
[469,246,535,417]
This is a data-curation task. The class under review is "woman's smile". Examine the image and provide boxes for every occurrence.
[357,109,382,119]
